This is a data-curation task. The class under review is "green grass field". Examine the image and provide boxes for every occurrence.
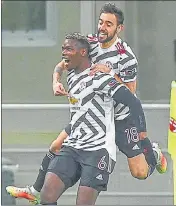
[2,132,59,145]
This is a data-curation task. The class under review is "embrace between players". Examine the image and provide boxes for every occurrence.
[6,3,167,205]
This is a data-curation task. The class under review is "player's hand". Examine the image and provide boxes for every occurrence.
[89,63,111,76]
[53,82,68,96]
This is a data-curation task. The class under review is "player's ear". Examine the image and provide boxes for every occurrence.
[116,24,124,34]
[80,48,87,57]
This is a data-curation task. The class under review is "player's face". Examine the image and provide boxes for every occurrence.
[98,13,119,43]
[62,39,82,70]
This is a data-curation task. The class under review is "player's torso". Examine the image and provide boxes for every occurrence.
[67,68,113,122]
[89,35,134,120]
[89,35,135,76]
[90,42,120,74]
[65,68,115,154]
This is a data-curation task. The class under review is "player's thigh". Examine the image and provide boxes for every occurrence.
[79,149,115,192]
[115,117,148,176]
[47,146,81,189]
[115,116,143,158]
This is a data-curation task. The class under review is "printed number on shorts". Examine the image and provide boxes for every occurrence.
[98,156,107,170]
[125,127,139,144]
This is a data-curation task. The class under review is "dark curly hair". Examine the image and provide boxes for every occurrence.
[65,32,90,55]
[100,3,124,25]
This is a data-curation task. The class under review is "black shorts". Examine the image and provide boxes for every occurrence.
[115,115,143,158]
[47,146,115,191]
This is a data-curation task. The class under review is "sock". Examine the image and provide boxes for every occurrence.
[33,150,55,192]
[30,186,39,195]
[147,165,155,177]
[141,137,157,176]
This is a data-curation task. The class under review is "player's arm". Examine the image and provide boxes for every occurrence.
[123,80,137,94]
[95,75,145,131]
[117,63,137,94]
[112,73,136,94]
[52,60,68,96]
[49,124,71,153]
[109,80,146,130]
[49,130,68,153]
[117,46,138,94]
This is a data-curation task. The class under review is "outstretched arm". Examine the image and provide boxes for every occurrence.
[111,84,146,131]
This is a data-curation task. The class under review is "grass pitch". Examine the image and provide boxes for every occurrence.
[2,132,59,145]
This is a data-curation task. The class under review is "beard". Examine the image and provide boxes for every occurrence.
[97,29,117,43]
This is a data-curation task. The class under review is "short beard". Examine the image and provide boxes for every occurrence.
[97,30,117,43]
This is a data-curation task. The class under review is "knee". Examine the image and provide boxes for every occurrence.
[130,168,148,180]
[128,155,149,180]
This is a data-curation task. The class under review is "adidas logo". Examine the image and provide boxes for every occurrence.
[132,144,140,150]
[96,174,103,180]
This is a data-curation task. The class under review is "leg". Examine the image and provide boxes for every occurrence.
[6,131,68,203]
[136,98,167,174]
[34,130,68,192]
[115,117,154,179]
[137,110,158,171]
[139,131,167,174]
[40,147,81,205]
[76,149,115,205]
[6,149,55,204]
[76,186,99,205]
[33,150,55,192]
[40,172,64,205]
[127,154,149,179]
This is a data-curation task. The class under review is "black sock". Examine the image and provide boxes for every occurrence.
[33,150,55,192]
[141,137,157,176]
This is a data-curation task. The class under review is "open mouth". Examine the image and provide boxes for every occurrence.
[62,56,70,63]
[98,32,107,38]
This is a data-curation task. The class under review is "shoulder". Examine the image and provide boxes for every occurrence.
[93,72,114,86]
[93,72,112,81]
[67,69,75,77]
[119,39,137,58]
[93,72,121,94]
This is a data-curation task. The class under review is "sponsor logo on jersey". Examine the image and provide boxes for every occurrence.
[69,96,79,105]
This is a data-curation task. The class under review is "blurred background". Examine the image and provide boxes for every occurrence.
[1,1,176,205]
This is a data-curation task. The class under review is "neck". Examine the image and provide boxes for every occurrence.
[100,35,119,49]
[74,59,91,74]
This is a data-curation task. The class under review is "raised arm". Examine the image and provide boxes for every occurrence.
[52,60,68,96]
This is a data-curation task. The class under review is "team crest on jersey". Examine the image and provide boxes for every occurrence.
[108,79,117,87]
[68,96,79,105]
[170,117,176,133]
[106,61,113,70]
[79,81,86,91]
